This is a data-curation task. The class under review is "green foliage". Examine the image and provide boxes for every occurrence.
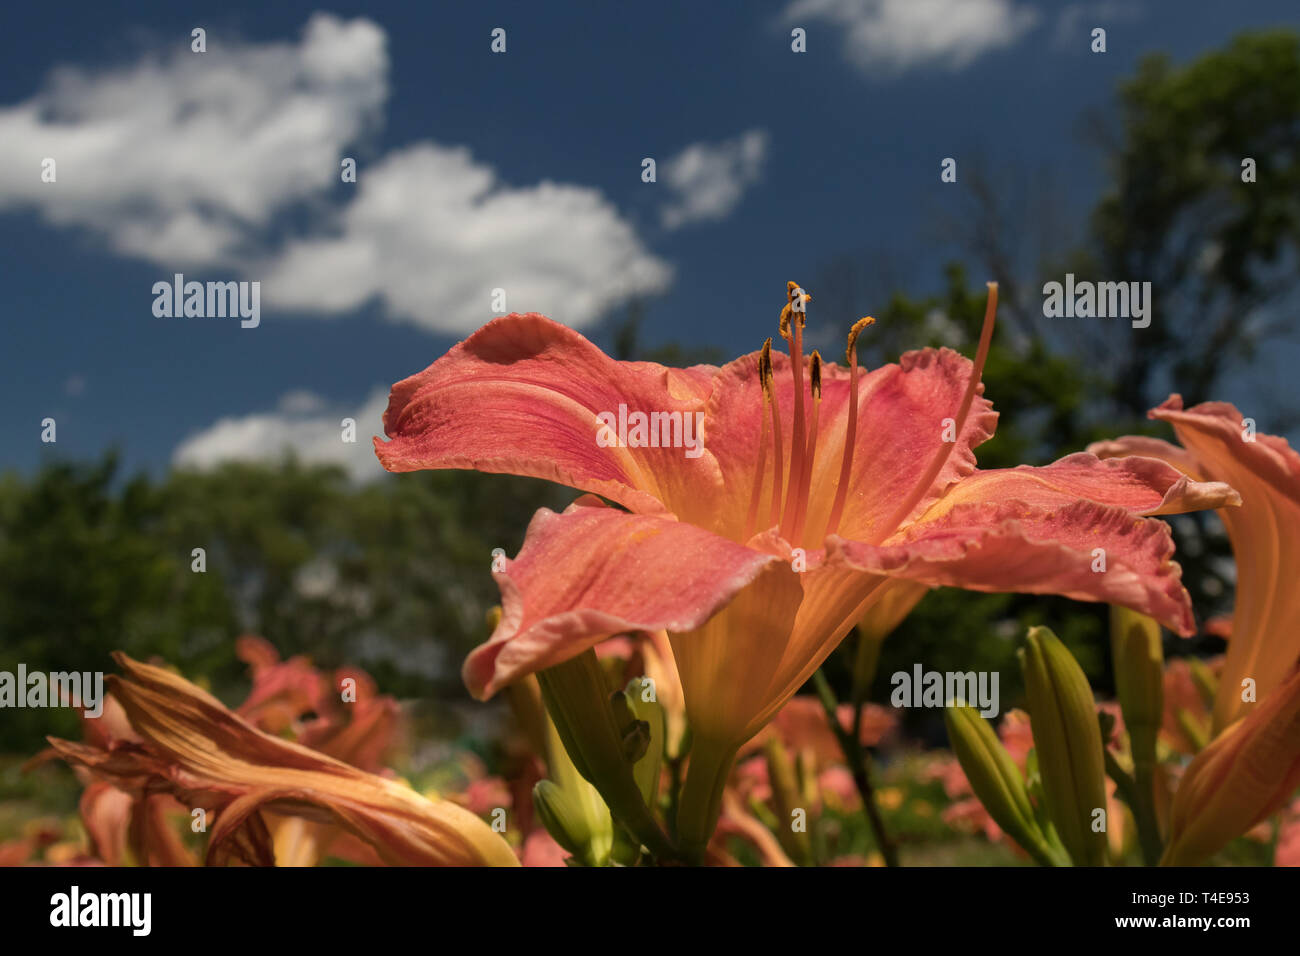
[0,453,567,750]
[1091,30,1300,417]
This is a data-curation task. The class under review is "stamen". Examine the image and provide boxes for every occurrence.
[780,283,810,539]
[824,316,874,538]
[767,348,785,532]
[790,351,822,544]
[778,280,798,344]
[744,340,774,541]
[871,283,998,543]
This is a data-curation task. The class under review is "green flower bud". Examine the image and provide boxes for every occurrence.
[1020,626,1108,866]
[623,677,665,809]
[609,689,651,764]
[533,779,610,867]
[536,650,676,861]
[1109,606,1164,768]
[943,700,1061,866]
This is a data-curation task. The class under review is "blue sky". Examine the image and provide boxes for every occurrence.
[2,0,1296,479]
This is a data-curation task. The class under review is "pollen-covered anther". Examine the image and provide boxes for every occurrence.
[845,316,875,364]
[780,282,811,341]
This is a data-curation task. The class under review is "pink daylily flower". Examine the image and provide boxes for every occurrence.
[374,284,1237,851]
[1090,395,1300,732]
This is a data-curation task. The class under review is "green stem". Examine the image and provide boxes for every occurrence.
[1130,759,1165,866]
[1103,749,1162,865]
[813,668,900,867]
[665,750,685,842]
[675,735,738,865]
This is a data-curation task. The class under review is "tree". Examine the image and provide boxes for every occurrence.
[1090,31,1300,421]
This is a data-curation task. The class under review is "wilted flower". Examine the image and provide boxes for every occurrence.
[43,653,518,867]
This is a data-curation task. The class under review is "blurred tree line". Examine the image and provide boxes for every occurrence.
[0,456,568,749]
[2,31,1296,751]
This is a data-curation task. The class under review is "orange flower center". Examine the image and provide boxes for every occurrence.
[744,282,874,544]
[743,280,999,549]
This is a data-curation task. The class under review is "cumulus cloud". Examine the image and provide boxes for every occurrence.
[172,387,390,483]
[659,129,768,231]
[0,15,670,333]
[0,14,387,266]
[258,143,672,332]
[1052,3,1144,49]
[782,0,1039,73]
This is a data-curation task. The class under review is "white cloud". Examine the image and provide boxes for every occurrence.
[0,15,670,334]
[1052,3,1144,49]
[782,0,1039,73]
[172,387,390,482]
[659,129,768,231]
[258,143,672,333]
[0,14,388,266]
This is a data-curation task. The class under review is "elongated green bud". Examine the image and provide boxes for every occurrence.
[540,703,614,866]
[1020,626,1108,866]
[943,700,1060,866]
[1109,607,1164,769]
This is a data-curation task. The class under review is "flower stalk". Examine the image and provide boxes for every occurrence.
[812,668,900,867]
[675,734,739,864]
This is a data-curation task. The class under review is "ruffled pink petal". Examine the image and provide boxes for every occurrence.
[464,499,783,700]
[1152,396,1300,505]
[915,452,1239,520]
[831,498,1196,635]
[1148,395,1300,729]
[1087,435,1203,478]
[374,313,722,522]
